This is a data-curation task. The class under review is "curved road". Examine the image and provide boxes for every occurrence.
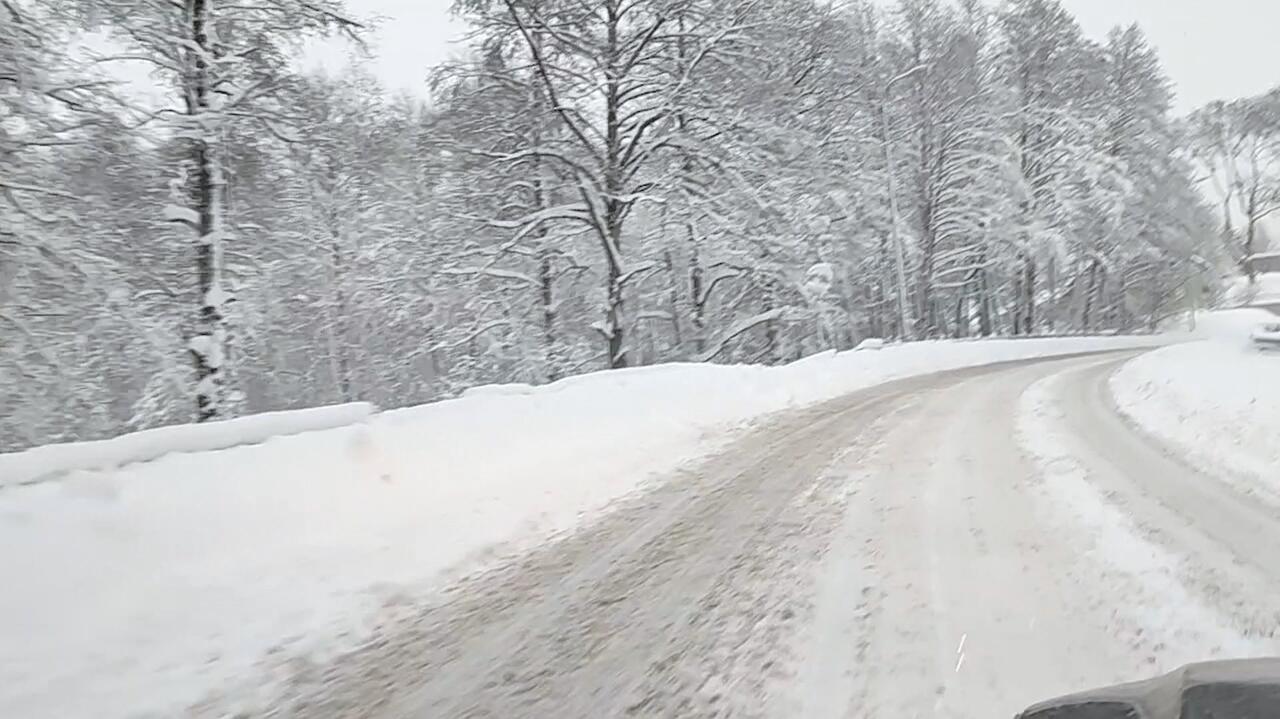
[248,352,1280,719]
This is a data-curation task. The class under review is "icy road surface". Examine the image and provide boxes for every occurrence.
[235,353,1280,718]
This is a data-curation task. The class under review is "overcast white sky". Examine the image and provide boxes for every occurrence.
[1063,0,1278,112]
[326,0,1278,113]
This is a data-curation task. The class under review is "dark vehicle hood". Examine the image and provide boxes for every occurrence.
[1018,658,1280,718]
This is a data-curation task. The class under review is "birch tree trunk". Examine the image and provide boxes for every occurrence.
[187,0,230,422]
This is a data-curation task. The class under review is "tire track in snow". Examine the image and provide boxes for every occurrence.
[788,358,1143,719]
[204,372,946,718]
[1018,359,1280,667]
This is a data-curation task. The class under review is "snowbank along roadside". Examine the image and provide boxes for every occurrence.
[0,335,1167,719]
[0,402,376,487]
[1110,308,1280,504]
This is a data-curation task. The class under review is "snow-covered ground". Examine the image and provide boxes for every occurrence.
[783,352,1280,719]
[1111,307,1280,503]
[1223,271,1280,307]
[1020,368,1267,668]
[0,402,376,487]
[190,349,1280,719]
[0,335,1165,719]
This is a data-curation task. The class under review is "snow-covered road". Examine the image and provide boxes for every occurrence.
[220,351,1280,718]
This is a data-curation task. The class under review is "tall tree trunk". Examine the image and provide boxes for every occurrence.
[330,231,352,401]
[1045,256,1057,332]
[1022,256,1037,335]
[325,163,352,401]
[1096,266,1109,330]
[538,248,558,381]
[529,166,558,381]
[1082,258,1099,332]
[916,271,935,337]
[187,0,229,422]
[527,26,558,381]
[762,280,780,363]
[1244,187,1259,281]
[915,207,936,338]
[877,231,900,339]
[977,267,993,337]
[689,242,706,355]
[605,260,626,367]
[1222,194,1235,262]
[663,249,683,353]
[673,11,698,359]
[1012,271,1024,336]
[601,0,627,369]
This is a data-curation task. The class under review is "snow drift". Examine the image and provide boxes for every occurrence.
[0,335,1169,719]
[1222,272,1280,308]
[0,402,376,488]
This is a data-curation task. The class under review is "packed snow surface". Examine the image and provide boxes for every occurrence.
[1019,369,1265,666]
[0,336,1165,718]
[783,352,1279,719]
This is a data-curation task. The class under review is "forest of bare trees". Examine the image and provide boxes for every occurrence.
[3,0,1262,450]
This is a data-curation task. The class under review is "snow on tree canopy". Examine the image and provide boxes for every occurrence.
[1,0,1224,449]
